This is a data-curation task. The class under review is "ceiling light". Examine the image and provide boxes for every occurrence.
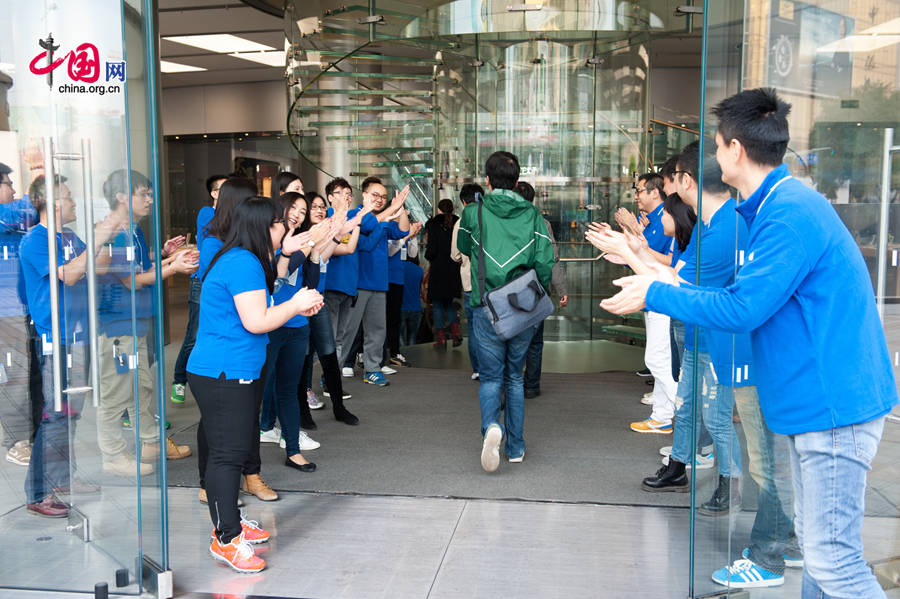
[230,51,284,67]
[164,34,275,54]
[160,60,207,73]
[817,34,900,53]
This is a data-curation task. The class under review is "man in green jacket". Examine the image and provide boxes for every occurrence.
[456,151,555,472]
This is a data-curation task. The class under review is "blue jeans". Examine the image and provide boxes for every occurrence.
[734,386,798,574]
[473,308,534,459]
[400,310,422,347]
[173,277,202,385]
[524,320,544,392]
[464,291,479,373]
[261,326,310,456]
[671,349,742,477]
[26,341,85,503]
[432,298,458,330]
[791,417,886,599]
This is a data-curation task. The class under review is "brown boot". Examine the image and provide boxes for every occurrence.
[198,488,243,507]
[165,437,192,460]
[450,322,463,347]
[433,328,447,348]
[242,474,278,501]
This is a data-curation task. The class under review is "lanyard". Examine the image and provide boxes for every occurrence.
[756,175,792,216]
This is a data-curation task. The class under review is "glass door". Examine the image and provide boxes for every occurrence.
[0,0,169,595]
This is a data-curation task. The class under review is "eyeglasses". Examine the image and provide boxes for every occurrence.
[369,192,388,201]
[0,181,12,187]
[311,204,327,211]
[635,187,647,194]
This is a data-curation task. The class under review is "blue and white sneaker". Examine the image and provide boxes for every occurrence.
[742,547,803,569]
[712,559,784,588]
[363,371,390,386]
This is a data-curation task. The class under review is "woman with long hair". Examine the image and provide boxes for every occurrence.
[260,191,337,470]
[274,171,303,198]
[187,196,324,573]
[298,191,361,426]
[195,177,278,504]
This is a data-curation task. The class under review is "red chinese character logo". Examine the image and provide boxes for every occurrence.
[29,37,100,85]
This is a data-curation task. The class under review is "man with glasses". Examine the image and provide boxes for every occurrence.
[629,172,677,435]
[336,177,409,386]
[322,177,378,375]
[171,174,226,404]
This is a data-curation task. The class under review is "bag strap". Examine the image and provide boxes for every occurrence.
[477,196,487,306]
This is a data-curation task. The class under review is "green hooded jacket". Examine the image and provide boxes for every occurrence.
[456,188,555,307]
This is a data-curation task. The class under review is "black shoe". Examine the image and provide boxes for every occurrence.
[641,460,689,492]
[524,388,541,399]
[334,408,359,426]
[285,458,316,472]
[636,368,652,377]
[698,475,738,516]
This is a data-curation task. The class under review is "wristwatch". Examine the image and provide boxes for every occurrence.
[308,239,316,247]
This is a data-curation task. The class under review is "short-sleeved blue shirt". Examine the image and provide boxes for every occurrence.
[642,203,671,254]
[19,224,88,343]
[99,225,154,337]
[192,205,215,279]
[678,199,745,352]
[271,249,308,329]
[401,260,424,312]
[196,236,223,281]
[188,247,270,380]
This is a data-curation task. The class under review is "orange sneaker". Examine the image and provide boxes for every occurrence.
[209,532,265,573]
[211,515,270,544]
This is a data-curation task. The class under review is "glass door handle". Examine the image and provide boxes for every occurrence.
[42,137,64,413]
[80,139,101,407]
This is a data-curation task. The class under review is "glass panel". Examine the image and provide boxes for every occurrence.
[0,0,166,593]
[695,0,900,596]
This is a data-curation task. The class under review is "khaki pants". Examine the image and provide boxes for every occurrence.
[97,333,158,461]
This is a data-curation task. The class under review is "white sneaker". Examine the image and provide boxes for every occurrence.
[659,445,672,457]
[381,365,397,375]
[259,428,281,444]
[280,431,320,451]
[341,367,354,378]
[641,392,654,405]
[481,425,502,473]
[509,450,525,463]
[306,390,325,410]
[471,372,479,380]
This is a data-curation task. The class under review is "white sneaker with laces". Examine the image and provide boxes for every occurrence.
[280,431,320,451]
[641,392,654,406]
[342,367,354,378]
[381,365,397,375]
[259,428,281,444]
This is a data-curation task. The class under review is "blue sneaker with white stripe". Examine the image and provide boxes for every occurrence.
[363,371,390,386]
[712,559,784,588]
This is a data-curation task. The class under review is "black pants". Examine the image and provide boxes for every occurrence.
[189,372,262,544]
[384,283,403,359]
[25,316,43,440]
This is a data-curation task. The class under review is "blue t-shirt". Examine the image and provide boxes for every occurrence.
[196,236,223,281]
[99,225,154,337]
[192,205,215,279]
[271,250,308,329]
[358,220,408,292]
[642,203,671,254]
[677,200,746,354]
[188,247,270,380]
[19,224,88,343]
[325,207,379,296]
[1,197,39,317]
[401,261,424,312]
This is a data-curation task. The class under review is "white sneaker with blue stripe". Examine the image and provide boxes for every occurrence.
[712,559,784,588]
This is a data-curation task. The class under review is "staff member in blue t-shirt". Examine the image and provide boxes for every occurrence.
[600,88,899,597]
[187,196,324,574]
[19,175,124,517]
[97,170,195,478]
[336,177,410,386]
[171,174,226,404]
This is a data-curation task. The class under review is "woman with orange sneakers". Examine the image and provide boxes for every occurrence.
[187,196,324,572]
